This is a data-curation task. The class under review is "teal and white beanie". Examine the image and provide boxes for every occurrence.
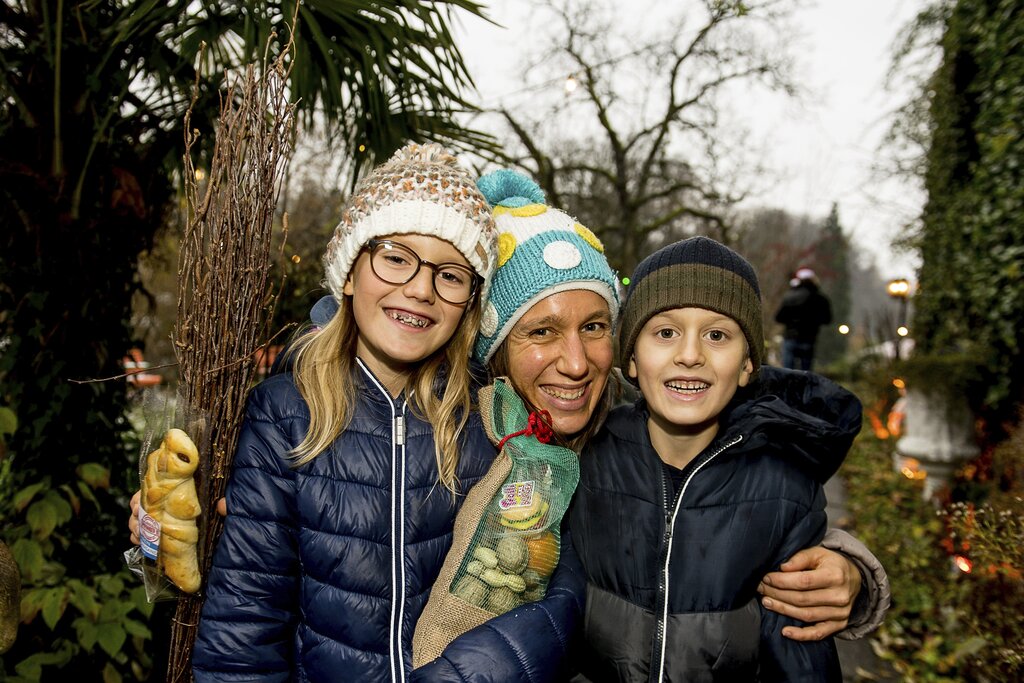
[473,169,620,364]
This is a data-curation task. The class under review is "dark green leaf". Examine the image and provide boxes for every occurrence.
[76,463,111,489]
[122,618,152,639]
[67,579,101,621]
[43,490,73,526]
[0,406,16,436]
[13,481,47,512]
[11,538,44,581]
[76,480,101,509]
[26,499,58,539]
[41,586,70,630]
[73,616,99,651]
[98,575,125,597]
[19,587,47,624]
[96,622,127,658]
[102,662,123,683]
[130,585,154,619]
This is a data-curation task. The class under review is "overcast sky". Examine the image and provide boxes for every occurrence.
[452,0,931,281]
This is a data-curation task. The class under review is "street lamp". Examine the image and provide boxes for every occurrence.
[886,278,910,299]
[887,278,911,359]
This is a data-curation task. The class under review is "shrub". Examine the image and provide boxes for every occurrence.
[0,408,154,681]
[842,391,1024,682]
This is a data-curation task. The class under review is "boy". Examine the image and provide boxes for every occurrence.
[570,236,860,682]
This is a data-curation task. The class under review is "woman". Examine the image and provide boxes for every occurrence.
[135,147,580,682]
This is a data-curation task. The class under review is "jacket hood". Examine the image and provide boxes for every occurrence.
[718,365,862,482]
[612,365,861,483]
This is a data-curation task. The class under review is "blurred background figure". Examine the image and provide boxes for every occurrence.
[775,268,833,371]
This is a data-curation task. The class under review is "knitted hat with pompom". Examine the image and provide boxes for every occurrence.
[473,169,620,364]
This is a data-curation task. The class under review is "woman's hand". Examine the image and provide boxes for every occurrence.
[758,546,861,641]
[128,491,227,546]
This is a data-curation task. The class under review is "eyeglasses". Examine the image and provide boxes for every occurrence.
[364,239,480,305]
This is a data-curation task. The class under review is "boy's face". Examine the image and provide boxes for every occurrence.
[628,306,753,447]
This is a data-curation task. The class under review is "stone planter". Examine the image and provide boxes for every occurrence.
[894,386,979,500]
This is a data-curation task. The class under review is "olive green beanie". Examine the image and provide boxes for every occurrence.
[617,236,764,373]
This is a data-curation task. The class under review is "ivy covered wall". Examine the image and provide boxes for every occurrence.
[913,0,1024,423]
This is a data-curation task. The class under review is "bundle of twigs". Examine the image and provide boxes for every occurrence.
[166,42,296,681]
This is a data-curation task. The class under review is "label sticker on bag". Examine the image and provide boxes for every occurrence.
[498,480,535,510]
[139,505,161,561]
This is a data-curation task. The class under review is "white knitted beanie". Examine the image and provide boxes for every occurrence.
[323,143,498,301]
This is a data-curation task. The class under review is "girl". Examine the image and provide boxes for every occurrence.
[191,145,582,682]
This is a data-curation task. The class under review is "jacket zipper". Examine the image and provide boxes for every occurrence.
[356,359,408,683]
[649,434,743,683]
[393,399,407,683]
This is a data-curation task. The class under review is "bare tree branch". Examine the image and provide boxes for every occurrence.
[489,0,794,272]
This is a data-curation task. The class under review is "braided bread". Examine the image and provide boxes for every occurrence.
[142,428,201,593]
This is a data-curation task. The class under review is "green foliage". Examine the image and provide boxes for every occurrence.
[842,431,971,681]
[843,385,1024,681]
[910,0,1024,422]
[943,496,1024,678]
[1,433,153,681]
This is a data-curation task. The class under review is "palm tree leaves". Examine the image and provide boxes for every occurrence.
[128,0,496,175]
[1,1,496,185]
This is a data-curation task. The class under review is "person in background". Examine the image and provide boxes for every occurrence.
[775,267,832,371]
[570,237,860,681]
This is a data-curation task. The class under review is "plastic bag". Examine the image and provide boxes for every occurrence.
[412,378,580,666]
[124,390,208,602]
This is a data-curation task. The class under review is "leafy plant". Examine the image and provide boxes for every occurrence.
[842,385,1024,681]
[841,430,971,681]
[0,411,153,682]
[899,0,1024,425]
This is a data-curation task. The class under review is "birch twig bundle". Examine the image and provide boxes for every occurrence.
[166,41,296,681]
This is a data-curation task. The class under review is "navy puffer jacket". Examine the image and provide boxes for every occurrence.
[192,359,584,682]
[570,367,860,682]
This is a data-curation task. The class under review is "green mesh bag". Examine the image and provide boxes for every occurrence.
[412,378,580,666]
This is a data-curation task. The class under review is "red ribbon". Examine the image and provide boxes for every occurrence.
[496,409,554,450]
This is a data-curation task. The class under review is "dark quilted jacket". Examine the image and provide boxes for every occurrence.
[192,359,584,682]
[570,367,861,682]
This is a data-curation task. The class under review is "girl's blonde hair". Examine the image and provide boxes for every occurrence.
[289,291,482,495]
